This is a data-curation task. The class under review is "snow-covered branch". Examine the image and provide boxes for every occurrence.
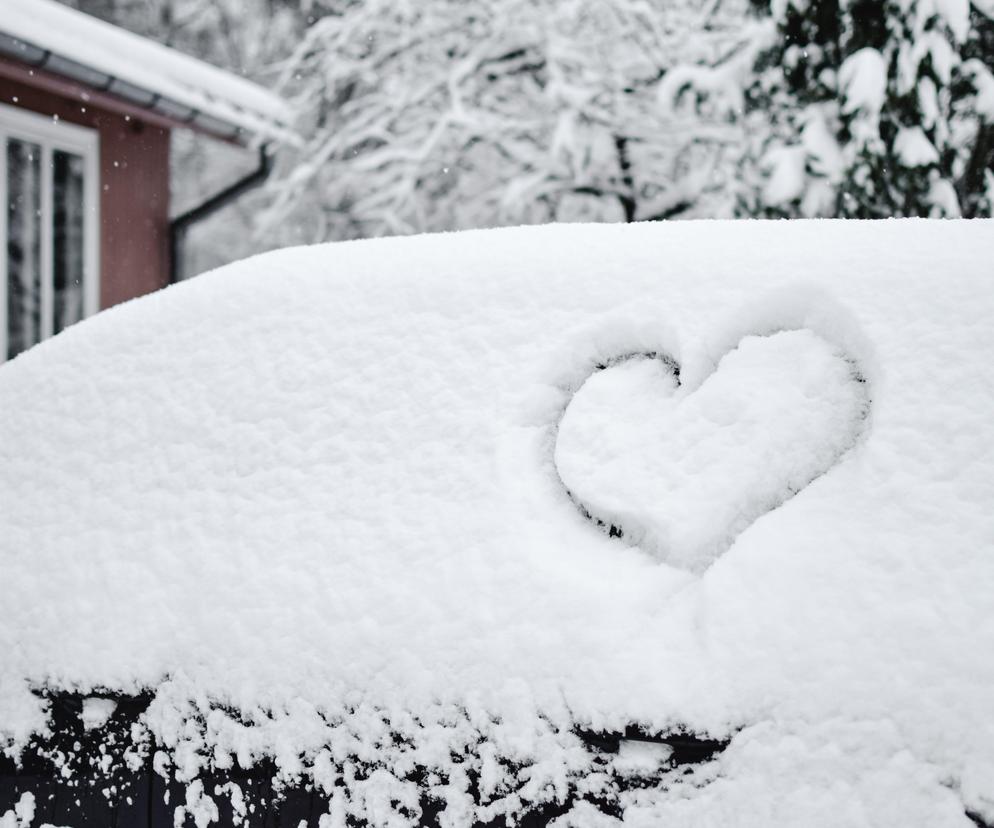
[263,0,750,241]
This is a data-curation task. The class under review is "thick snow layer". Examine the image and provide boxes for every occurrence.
[555,330,869,572]
[1,0,294,143]
[1,220,994,826]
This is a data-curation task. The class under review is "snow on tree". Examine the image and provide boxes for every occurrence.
[262,0,753,243]
[667,0,994,217]
[64,0,301,77]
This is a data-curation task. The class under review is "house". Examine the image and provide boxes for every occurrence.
[0,0,295,363]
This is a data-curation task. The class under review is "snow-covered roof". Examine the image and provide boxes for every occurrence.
[1,221,993,826]
[0,0,296,145]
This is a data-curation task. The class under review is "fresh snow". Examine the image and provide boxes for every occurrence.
[965,58,994,119]
[839,48,887,122]
[78,697,117,731]
[555,330,868,572]
[934,0,971,42]
[0,793,33,828]
[761,145,807,205]
[0,797,71,828]
[1,0,295,143]
[1,220,993,826]
[894,126,940,166]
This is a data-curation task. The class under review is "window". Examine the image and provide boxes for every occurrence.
[1,102,99,362]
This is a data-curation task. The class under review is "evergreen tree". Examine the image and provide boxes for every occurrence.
[742,0,994,217]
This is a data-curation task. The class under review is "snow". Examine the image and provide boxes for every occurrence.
[965,59,994,119]
[838,48,890,152]
[1,220,994,826]
[269,0,758,240]
[934,0,971,42]
[79,697,117,731]
[657,62,745,118]
[1,0,295,144]
[175,781,219,828]
[894,126,940,165]
[918,77,941,128]
[922,30,958,84]
[555,330,868,571]
[0,793,34,828]
[801,109,844,179]
[839,48,887,119]
[761,145,807,205]
[0,794,68,828]
[928,175,963,216]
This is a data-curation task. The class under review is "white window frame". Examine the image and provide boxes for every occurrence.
[0,101,100,361]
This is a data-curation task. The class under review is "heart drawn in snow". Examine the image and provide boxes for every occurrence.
[554,329,869,572]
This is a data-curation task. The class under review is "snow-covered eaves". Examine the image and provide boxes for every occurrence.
[0,0,297,146]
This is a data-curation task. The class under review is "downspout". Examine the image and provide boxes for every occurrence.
[169,144,273,284]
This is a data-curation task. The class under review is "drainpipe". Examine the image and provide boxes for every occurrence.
[169,144,273,284]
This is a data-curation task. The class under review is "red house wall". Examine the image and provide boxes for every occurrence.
[1,59,171,309]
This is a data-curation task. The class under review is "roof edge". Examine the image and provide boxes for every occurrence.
[0,31,299,147]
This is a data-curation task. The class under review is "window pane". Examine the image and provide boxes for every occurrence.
[6,138,42,360]
[53,150,85,335]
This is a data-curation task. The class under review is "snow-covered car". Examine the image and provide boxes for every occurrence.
[1,221,993,828]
